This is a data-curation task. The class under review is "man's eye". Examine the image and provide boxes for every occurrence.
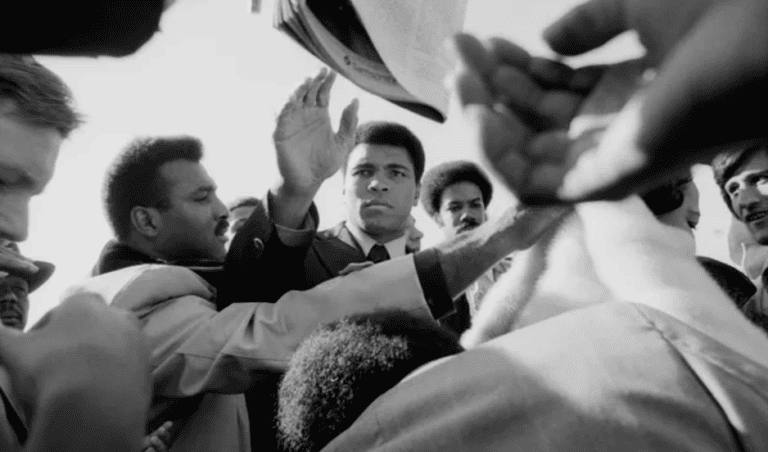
[354,169,372,177]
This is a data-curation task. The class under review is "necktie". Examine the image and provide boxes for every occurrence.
[367,243,390,263]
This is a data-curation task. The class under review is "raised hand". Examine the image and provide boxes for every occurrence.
[453,34,610,204]
[273,67,359,195]
[453,0,767,204]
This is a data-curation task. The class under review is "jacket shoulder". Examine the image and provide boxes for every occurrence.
[62,264,214,313]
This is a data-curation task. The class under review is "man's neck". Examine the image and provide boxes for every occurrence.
[346,220,405,245]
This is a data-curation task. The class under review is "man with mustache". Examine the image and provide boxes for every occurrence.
[420,160,512,334]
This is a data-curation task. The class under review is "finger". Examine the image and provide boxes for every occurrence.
[526,163,569,197]
[316,70,337,108]
[527,57,576,90]
[453,34,495,79]
[486,37,531,69]
[492,67,584,129]
[455,70,493,107]
[568,64,609,93]
[637,0,768,163]
[150,436,168,452]
[527,131,572,163]
[543,0,627,56]
[303,68,328,108]
[289,77,312,107]
[0,253,39,273]
[337,98,360,143]
[464,105,532,191]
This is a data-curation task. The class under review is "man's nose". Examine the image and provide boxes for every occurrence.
[368,178,389,192]
[737,186,762,215]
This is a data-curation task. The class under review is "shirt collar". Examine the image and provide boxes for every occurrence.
[344,221,408,259]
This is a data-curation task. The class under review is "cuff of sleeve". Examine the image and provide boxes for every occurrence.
[413,249,454,319]
[266,191,318,247]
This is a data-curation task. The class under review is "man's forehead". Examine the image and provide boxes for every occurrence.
[731,150,768,179]
[442,182,483,202]
[160,160,215,192]
[348,143,414,169]
[0,112,62,192]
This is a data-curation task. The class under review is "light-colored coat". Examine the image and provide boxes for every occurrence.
[62,257,432,452]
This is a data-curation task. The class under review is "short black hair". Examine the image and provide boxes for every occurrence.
[0,54,82,137]
[103,136,204,241]
[343,121,426,181]
[277,309,463,452]
[711,143,768,216]
[420,160,493,216]
[227,196,260,212]
[639,171,693,216]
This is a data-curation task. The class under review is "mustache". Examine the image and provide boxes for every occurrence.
[458,218,480,230]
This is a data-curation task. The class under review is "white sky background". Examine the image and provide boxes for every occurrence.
[24,0,737,325]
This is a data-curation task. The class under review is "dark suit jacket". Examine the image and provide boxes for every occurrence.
[224,196,470,335]
[0,369,26,451]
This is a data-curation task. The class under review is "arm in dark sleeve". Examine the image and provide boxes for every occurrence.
[221,192,319,308]
[413,249,455,320]
[3,1,165,57]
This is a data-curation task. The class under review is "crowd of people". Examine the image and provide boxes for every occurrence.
[0,0,767,450]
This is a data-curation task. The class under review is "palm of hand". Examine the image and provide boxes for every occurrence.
[275,107,348,185]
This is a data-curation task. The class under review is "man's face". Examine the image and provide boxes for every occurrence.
[435,181,487,238]
[724,151,768,245]
[155,160,229,261]
[0,102,61,242]
[404,215,424,252]
[227,205,257,245]
[343,144,419,239]
[0,275,29,330]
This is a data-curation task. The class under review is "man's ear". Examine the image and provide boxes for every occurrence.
[432,213,444,228]
[412,184,421,207]
[130,206,162,238]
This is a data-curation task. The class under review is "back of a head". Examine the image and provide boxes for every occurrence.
[0,54,81,137]
[350,121,425,181]
[103,136,203,241]
[277,310,463,452]
[420,160,493,217]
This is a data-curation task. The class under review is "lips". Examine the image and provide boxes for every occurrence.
[362,200,392,209]
[0,310,21,328]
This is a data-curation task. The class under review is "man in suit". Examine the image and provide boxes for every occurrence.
[225,68,427,304]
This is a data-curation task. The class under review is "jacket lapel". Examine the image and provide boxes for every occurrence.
[313,222,368,277]
[0,367,26,446]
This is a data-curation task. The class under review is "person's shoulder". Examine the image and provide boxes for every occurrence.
[63,264,214,312]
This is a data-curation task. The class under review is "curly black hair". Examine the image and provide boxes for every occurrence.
[277,309,463,452]
[420,160,493,217]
